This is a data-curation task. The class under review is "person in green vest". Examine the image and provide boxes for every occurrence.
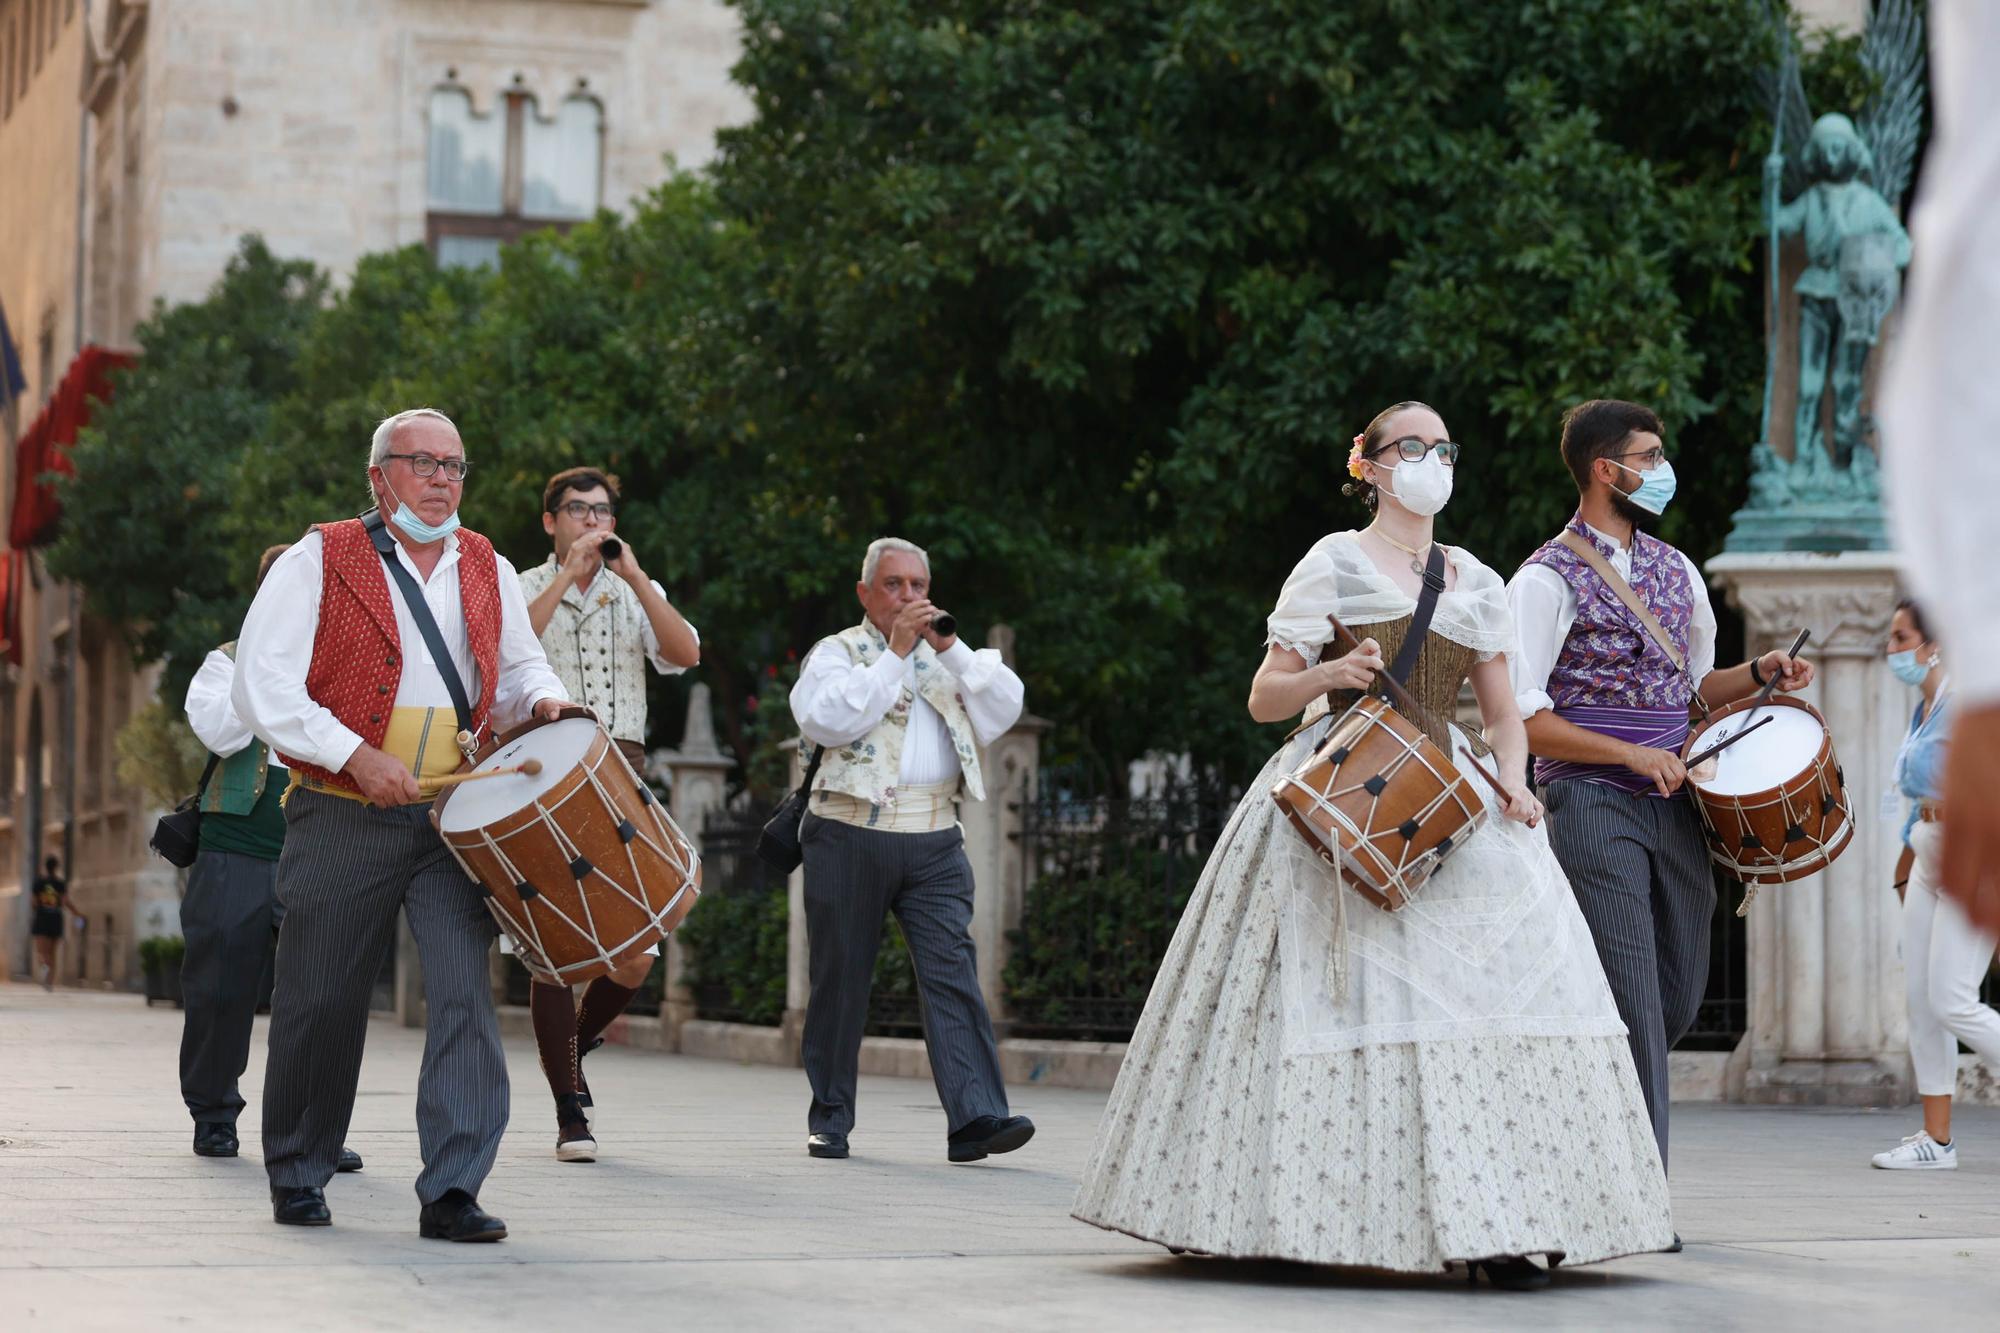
[179,543,359,1173]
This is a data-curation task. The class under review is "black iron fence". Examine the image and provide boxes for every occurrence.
[672,800,791,1025]
[1003,769,1242,1042]
[1681,866,1750,1050]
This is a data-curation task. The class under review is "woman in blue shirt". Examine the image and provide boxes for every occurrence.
[1873,600,2000,1170]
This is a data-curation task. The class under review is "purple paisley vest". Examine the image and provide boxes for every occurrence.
[1523,518,1698,797]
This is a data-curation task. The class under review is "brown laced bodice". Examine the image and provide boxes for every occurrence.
[1302,614,1490,755]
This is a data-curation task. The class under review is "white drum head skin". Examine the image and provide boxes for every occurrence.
[1694,707,1825,797]
[436,718,601,832]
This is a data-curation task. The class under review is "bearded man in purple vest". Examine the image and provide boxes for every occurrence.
[1508,400,1814,1182]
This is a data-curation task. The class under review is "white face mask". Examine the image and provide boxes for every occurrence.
[1375,450,1454,517]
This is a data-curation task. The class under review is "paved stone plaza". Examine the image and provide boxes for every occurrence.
[5,984,2000,1331]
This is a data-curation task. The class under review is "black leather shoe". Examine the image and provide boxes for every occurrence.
[193,1122,239,1158]
[1467,1256,1551,1291]
[947,1114,1035,1163]
[271,1185,331,1227]
[336,1146,364,1173]
[419,1189,507,1242]
[806,1132,849,1159]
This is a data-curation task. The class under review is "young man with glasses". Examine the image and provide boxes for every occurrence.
[1505,399,1814,1211]
[515,467,700,1163]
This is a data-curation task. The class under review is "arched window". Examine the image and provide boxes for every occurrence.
[425,84,604,269]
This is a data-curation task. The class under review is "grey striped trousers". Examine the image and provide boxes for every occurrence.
[261,789,507,1204]
[1543,779,1714,1170]
[799,811,1008,1137]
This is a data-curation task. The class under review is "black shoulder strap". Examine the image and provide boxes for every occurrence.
[193,752,221,800]
[1385,543,1447,690]
[361,509,475,741]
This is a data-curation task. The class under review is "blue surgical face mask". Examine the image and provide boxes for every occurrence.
[1613,457,1677,516]
[1888,649,1933,687]
[389,501,460,544]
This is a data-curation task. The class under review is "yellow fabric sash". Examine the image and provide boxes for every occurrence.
[811,779,960,834]
[285,706,465,805]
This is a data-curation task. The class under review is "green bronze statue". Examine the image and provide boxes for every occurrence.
[1733,0,1925,551]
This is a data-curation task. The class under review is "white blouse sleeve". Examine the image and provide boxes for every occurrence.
[1264,539,1343,666]
[1505,564,1577,720]
[185,649,256,757]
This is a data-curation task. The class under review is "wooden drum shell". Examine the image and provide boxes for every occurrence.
[1685,694,1853,887]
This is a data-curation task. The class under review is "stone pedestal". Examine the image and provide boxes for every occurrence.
[659,684,735,1048]
[1708,551,1912,1106]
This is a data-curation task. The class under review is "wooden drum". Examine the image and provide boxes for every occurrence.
[432,714,701,984]
[1684,694,1853,886]
[1272,696,1488,911]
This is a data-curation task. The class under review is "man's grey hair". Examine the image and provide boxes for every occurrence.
[860,537,930,585]
[367,407,459,470]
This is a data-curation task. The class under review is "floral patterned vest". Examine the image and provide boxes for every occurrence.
[809,622,985,806]
[1521,517,1697,711]
[517,557,652,745]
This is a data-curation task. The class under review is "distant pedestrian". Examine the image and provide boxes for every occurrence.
[30,855,69,990]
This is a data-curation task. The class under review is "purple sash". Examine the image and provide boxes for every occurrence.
[1535,704,1690,798]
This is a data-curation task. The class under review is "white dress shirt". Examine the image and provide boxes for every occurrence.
[790,638,1025,785]
[232,528,567,774]
[1505,522,1717,719]
[1882,1,2000,704]
[185,649,259,758]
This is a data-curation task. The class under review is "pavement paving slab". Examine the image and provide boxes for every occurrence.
[5,984,1999,1331]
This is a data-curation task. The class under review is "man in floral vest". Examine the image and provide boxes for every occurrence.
[234,409,567,1239]
[178,543,359,1176]
[516,466,700,1164]
[1508,399,1814,1194]
[788,537,1030,1163]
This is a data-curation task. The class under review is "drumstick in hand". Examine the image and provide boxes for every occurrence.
[1324,613,1512,803]
[1686,715,1775,771]
[1758,629,1813,703]
[420,759,543,793]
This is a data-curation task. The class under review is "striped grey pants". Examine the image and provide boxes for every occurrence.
[1543,779,1714,1170]
[799,811,1008,1137]
[261,789,507,1204]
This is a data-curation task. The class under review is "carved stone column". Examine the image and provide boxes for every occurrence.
[960,625,1049,1029]
[1708,551,1910,1105]
[658,683,735,1048]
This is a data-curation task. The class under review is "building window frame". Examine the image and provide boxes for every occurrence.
[425,82,604,267]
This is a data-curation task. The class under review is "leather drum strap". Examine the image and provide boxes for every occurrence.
[1555,529,1709,719]
[1317,542,1449,723]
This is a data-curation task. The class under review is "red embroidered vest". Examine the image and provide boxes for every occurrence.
[279,518,502,792]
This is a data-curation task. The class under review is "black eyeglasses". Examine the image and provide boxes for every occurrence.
[1375,437,1461,466]
[556,500,616,520]
[381,453,470,481]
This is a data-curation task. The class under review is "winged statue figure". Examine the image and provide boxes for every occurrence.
[1752,0,1925,506]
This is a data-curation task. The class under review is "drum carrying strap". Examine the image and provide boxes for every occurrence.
[362,508,480,755]
[1555,529,1710,721]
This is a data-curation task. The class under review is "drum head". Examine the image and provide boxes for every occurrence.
[436,717,602,832]
[1694,705,1825,797]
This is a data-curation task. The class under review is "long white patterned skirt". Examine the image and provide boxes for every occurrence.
[1072,745,1675,1272]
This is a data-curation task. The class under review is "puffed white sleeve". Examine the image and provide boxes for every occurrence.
[936,640,1024,745]
[1506,564,1577,720]
[184,649,255,757]
[232,532,365,772]
[789,639,905,748]
[1264,539,1343,666]
[491,554,570,731]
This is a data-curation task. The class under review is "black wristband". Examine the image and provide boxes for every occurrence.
[1748,657,1767,688]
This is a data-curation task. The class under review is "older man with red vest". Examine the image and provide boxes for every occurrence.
[234,408,566,1240]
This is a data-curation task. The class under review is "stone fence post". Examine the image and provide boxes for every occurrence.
[658,682,735,1047]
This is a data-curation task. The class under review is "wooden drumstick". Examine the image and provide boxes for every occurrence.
[420,759,543,793]
[1756,629,1812,703]
[1685,714,1774,771]
[1324,613,1513,804]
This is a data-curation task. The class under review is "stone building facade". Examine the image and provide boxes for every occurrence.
[0,0,747,984]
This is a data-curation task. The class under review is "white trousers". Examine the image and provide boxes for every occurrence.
[1903,822,2000,1097]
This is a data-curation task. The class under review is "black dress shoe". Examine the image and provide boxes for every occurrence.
[271,1185,331,1227]
[947,1114,1035,1163]
[1467,1256,1551,1292]
[336,1146,364,1173]
[193,1122,239,1158]
[806,1132,849,1159]
[419,1189,507,1242]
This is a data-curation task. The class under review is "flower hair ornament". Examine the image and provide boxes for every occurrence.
[1346,432,1368,481]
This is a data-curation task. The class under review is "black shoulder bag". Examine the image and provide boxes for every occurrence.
[150,753,222,869]
[361,509,478,755]
[756,743,825,874]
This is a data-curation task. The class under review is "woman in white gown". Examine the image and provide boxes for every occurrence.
[1072,402,1674,1289]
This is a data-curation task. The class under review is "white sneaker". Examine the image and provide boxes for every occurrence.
[1871,1131,1956,1170]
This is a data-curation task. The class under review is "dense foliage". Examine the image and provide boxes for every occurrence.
[57,2,1864,784]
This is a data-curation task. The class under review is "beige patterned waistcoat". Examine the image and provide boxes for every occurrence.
[809,622,985,806]
[517,557,652,745]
